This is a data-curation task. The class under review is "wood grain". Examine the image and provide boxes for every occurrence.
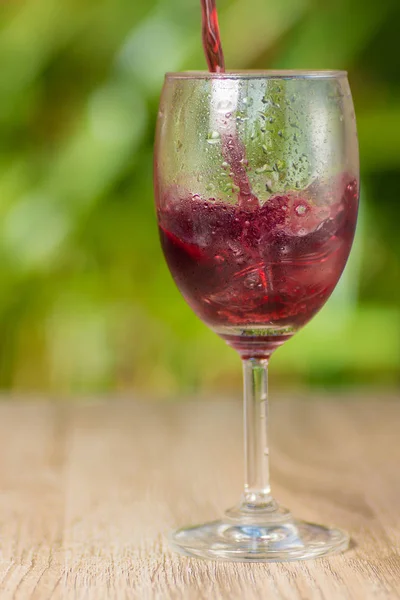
[0,395,399,599]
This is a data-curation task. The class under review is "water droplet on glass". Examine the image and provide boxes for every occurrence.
[275,159,286,171]
[207,131,221,144]
[346,179,357,198]
[216,99,233,113]
[295,204,307,216]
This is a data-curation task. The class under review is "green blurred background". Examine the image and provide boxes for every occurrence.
[0,0,399,396]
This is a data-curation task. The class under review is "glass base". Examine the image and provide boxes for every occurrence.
[168,504,349,562]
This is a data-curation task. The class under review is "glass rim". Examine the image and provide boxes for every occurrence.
[165,70,347,80]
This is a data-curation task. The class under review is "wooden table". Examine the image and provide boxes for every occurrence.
[0,395,399,599]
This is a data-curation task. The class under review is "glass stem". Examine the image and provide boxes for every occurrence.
[242,357,272,508]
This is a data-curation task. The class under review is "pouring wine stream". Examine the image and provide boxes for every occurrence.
[202,0,257,209]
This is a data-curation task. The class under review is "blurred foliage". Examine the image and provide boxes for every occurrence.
[0,0,399,395]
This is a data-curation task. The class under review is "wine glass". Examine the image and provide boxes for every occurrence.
[154,70,359,562]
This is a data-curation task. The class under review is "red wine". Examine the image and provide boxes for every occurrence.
[158,176,358,356]
[201,0,225,73]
